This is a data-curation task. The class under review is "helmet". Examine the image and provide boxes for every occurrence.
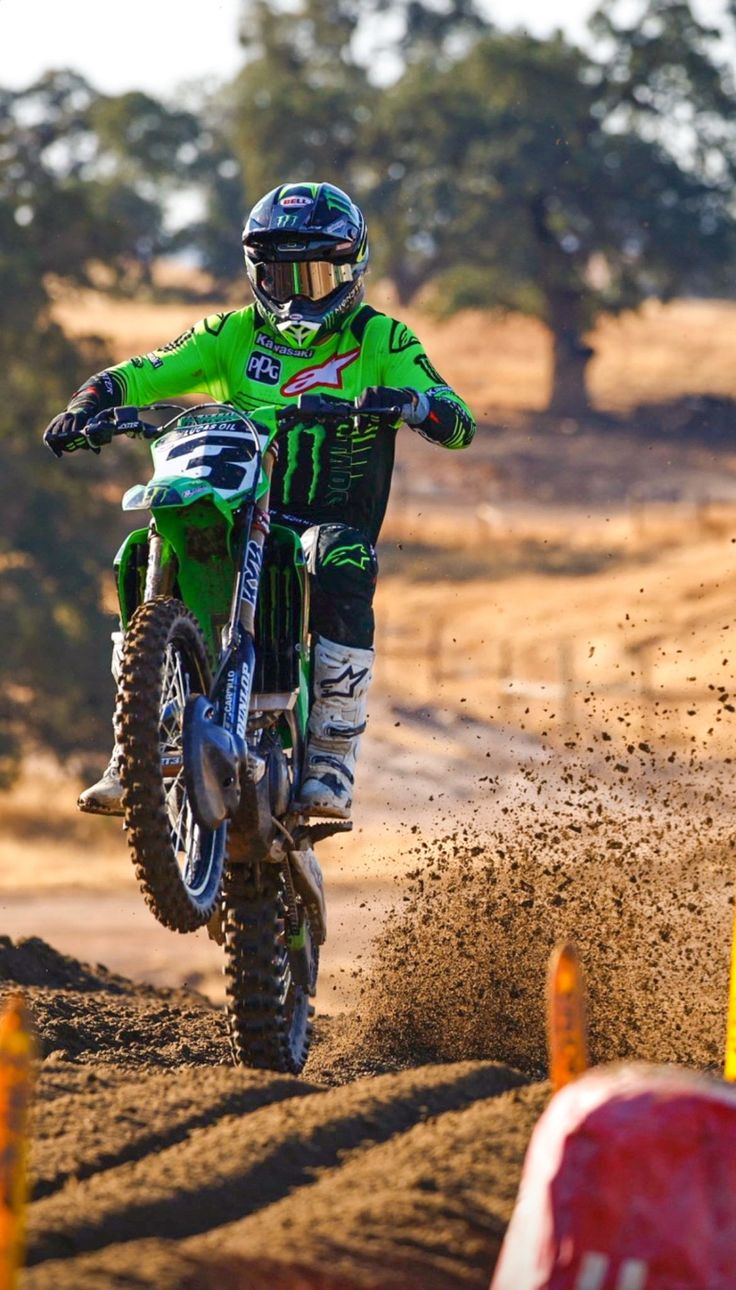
[242,182,369,347]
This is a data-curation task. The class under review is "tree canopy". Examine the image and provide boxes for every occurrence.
[223,0,736,411]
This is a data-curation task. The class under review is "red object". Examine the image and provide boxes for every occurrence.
[491,1064,736,1290]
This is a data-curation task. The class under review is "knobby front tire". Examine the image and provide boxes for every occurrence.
[117,596,227,932]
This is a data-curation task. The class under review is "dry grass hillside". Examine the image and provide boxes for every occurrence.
[48,270,736,415]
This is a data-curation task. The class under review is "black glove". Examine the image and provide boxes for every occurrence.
[42,372,119,457]
[356,386,430,426]
[43,409,95,457]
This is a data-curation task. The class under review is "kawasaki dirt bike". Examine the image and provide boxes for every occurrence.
[75,395,397,1075]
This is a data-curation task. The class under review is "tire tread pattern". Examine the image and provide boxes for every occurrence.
[224,862,313,1074]
[117,596,221,933]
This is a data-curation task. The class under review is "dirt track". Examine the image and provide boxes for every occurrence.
[10,717,735,1287]
[4,937,543,1289]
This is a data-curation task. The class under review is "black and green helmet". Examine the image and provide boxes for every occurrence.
[242,182,369,347]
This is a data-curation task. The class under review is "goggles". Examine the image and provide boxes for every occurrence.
[256,260,355,303]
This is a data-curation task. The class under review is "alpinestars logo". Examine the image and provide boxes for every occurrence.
[281,348,360,397]
[321,664,369,699]
[323,543,373,571]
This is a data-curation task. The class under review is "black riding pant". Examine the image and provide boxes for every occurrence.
[298,522,378,650]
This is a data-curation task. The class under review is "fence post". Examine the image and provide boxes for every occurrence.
[427,612,445,696]
[558,638,576,733]
[497,640,513,724]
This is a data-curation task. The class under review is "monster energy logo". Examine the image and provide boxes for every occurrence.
[325,418,352,508]
[282,423,326,505]
[324,190,353,213]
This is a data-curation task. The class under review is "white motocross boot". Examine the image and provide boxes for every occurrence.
[78,630,125,816]
[300,636,374,820]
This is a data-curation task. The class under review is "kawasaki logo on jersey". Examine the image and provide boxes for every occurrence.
[247,352,282,385]
[281,347,360,397]
[256,332,314,359]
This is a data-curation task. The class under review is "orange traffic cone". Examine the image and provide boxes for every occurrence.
[0,994,37,1290]
[547,942,589,1092]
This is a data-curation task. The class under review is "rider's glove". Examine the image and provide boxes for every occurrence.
[356,386,430,427]
[43,409,94,457]
[43,371,120,457]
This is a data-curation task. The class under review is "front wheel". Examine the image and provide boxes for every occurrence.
[223,862,316,1073]
[117,596,228,932]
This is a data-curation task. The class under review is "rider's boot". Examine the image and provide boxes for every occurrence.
[78,630,125,816]
[77,744,124,815]
[299,635,374,820]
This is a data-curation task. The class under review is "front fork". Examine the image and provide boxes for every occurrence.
[182,448,276,831]
[218,516,268,746]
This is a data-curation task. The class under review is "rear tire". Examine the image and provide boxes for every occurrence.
[223,862,314,1074]
[117,597,227,932]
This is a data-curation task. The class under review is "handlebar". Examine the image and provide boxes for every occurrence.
[82,396,402,449]
[85,406,164,449]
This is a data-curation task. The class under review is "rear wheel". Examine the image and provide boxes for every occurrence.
[117,596,227,932]
[223,861,315,1074]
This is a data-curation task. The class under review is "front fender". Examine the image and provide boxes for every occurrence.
[114,528,149,628]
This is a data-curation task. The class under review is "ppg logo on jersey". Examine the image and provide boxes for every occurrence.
[247,352,282,385]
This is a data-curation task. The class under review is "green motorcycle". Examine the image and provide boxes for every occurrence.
[74,395,395,1074]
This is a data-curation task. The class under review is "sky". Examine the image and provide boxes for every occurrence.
[0,0,605,98]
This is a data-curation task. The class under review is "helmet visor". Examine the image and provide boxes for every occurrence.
[256,260,355,304]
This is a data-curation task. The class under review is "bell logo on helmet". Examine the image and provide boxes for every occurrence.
[281,195,312,209]
[281,348,360,397]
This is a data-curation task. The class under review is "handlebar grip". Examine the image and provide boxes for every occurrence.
[279,396,402,427]
[85,407,160,445]
[54,431,92,456]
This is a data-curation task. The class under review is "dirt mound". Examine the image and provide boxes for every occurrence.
[0,937,536,1289]
[0,935,129,992]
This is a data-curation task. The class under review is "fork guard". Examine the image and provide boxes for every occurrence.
[289,847,327,945]
[182,694,243,831]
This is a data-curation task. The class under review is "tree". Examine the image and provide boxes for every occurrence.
[228,0,376,202]
[363,10,736,413]
[0,70,219,783]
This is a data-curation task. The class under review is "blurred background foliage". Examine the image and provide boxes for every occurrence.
[2,0,736,779]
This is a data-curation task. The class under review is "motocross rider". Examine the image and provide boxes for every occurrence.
[43,181,476,821]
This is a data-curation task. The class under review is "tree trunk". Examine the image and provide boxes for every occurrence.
[549,332,594,416]
[547,292,594,417]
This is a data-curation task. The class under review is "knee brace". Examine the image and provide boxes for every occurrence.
[302,524,378,650]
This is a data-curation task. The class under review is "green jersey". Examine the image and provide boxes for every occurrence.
[96,303,476,542]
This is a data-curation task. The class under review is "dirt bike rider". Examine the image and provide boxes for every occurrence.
[43,181,476,821]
